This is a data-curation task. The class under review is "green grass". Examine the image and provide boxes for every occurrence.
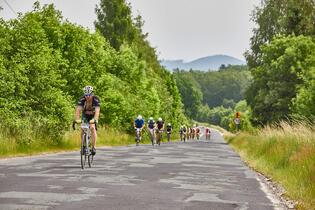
[226,122,315,210]
[0,126,180,158]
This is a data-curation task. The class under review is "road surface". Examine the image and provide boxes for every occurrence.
[0,129,283,210]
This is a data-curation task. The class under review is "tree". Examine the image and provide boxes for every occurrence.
[245,0,315,68]
[246,35,315,124]
[95,0,137,50]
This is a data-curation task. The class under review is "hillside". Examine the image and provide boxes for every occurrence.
[161,55,246,71]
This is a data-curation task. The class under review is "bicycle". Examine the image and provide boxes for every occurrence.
[180,131,186,142]
[205,129,211,140]
[148,128,156,146]
[166,131,171,142]
[135,128,141,146]
[73,120,96,169]
[156,129,163,146]
[196,132,200,140]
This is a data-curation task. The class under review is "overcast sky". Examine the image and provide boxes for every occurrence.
[0,0,261,61]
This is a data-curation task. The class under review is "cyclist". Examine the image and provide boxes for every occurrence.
[191,127,196,140]
[74,85,100,156]
[196,127,201,140]
[134,115,145,139]
[187,127,192,140]
[147,117,156,145]
[205,127,211,140]
[179,125,187,142]
[156,117,164,145]
[166,123,172,142]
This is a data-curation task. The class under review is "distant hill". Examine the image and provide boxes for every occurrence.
[161,55,246,71]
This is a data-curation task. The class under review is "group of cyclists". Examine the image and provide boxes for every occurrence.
[73,86,212,155]
[178,125,211,142]
[133,115,173,146]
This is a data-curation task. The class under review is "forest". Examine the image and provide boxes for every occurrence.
[0,1,186,147]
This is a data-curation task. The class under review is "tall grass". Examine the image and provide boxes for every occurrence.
[227,122,315,210]
[0,125,180,158]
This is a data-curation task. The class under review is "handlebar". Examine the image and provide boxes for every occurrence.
[72,120,98,131]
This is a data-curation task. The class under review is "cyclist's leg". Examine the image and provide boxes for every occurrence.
[85,114,96,154]
[90,123,97,147]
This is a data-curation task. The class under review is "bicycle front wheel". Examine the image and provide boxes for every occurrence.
[81,134,87,169]
[88,154,93,168]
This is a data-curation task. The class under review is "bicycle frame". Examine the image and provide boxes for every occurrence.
[80,121,93,169]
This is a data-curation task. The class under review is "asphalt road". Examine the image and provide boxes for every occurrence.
[0,129,283,210]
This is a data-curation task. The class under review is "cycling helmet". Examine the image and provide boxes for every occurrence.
[83,85,93,95]
[137,115,142,120]
[167,123,171,126]
[158,117,162,122]
[149,117,153,121]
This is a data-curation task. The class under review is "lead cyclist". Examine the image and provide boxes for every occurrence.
[74,86,100,156]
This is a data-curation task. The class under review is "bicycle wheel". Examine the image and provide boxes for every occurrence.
[88,154,93,168]
[81,134,86,169]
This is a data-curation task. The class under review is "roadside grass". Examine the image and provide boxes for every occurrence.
[226,122,315,210]
[0,126,179,158]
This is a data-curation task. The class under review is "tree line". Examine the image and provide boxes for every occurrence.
[0,1,187,146]
[175,0,315,130]
[173,65,252,130]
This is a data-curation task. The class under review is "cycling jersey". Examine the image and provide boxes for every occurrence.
[166,125,172,132]
[196,128,200,133]
[180,127,186,133]
[157,121,164,130]
[134,118,145,128]
[148,120,155,129]
[77,95,100,120]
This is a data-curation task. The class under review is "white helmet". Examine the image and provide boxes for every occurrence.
[137,115,142,120]
[149,117,153,121]
[158,117,162,122]
[83,85,93,95]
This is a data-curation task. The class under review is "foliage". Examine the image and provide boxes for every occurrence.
[245,0,315,68]
[173,66,252,130]
[95,0,137,50]
[0,2,187,150]
[246,35,315,124]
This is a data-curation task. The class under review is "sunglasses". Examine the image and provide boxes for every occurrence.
[84,94,92,97]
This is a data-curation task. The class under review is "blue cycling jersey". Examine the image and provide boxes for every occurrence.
[134,118,145,128]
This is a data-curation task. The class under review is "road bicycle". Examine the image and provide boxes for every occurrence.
[180,131,186,142]
[196,132,200,140]
[156,129,163,146]
[166,131,171,142]
[135,128,141,146]
[73,120,95,169]
[148,128,156,146]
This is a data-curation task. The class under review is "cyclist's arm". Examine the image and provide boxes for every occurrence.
[75,106,83,121]
[94,106,100,121]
